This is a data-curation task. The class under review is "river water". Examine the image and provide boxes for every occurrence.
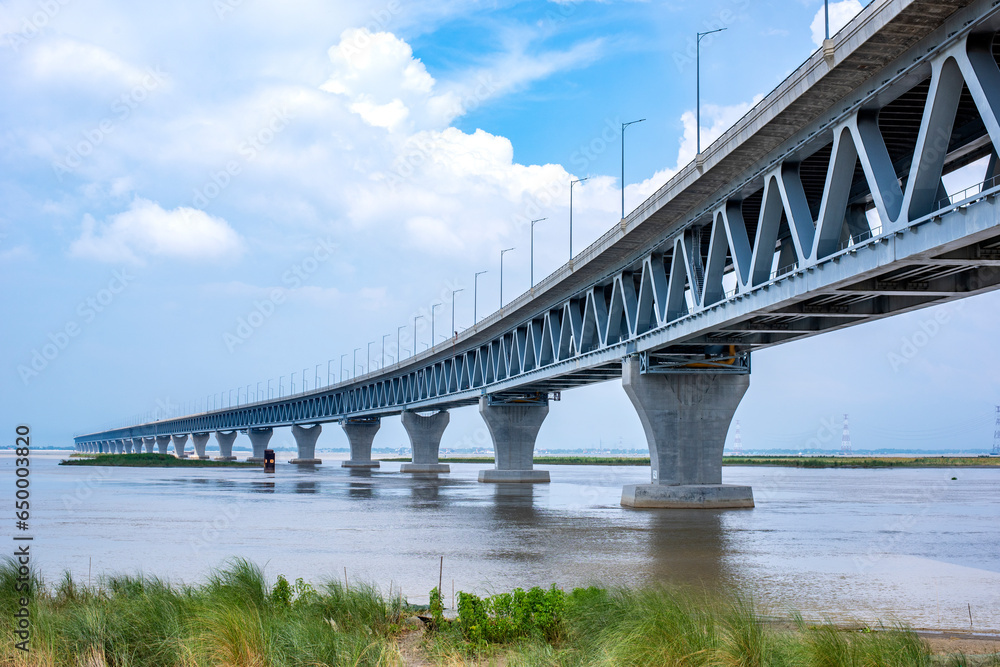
[6,451,999,632]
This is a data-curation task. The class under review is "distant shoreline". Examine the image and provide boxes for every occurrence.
[387,455,1000,468]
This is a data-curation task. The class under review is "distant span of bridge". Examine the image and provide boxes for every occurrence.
[76,0,1000,507]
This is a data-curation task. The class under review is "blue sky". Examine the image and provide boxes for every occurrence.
[2,0,998,453]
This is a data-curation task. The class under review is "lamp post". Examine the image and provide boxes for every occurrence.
[451,288,464,337]
[291,372,296,394]
[697,28,726,156]
[500,247,515,308]
[397,325,406,361]
[314,364,320,389]
[413,315,423,356]
[431,303,441,346]
[530,218,547,288]
[366,341,375,374]
[353,347,361,377]
[278,378,283,398]
[474,270,488,323]
[327,359,334,386]
[570,178,588,260]
[268,379,273,399]
[621,119,645,219]
[340,353,347,381]
[825,0,830,39]
[302,368,307,392]
[382,333,391,368]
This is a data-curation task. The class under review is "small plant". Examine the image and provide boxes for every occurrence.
[453,585,567,645]
[269,574,292,608]
[429,586,445,629]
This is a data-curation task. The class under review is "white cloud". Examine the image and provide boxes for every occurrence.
[27,37,157,88]
[811,1,864,47]
[70,198,244,265]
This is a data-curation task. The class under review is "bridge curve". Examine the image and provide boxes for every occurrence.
[76,0,1000,507]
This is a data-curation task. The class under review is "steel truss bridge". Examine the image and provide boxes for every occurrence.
[77,0,1000,499]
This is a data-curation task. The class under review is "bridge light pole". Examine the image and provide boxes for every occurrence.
[569,178,588,261]
[256,382,261,402]
[397,325,406,362]
[279,377,284,398]
[327,360,334,386]
[621,119,645,219]
[500,247,515,308]
[291,372,296,394]
[229,388,234,406]
[413,315,423,356]
[353,348,361,378]
[366,341,375,374]
[474,270,488,323]
[247,384,252,403]
[451,288,464,337]
[431,303,442,346]
[825,0,830,39]
[268,379,273,399]
[382,333,391,368]
[696,27,726,157]
[530,218,547,288]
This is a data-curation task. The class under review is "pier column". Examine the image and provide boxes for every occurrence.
[214,431,238,461]
[191,433,211,460]
[143,437,155,453]
[290,424,323,464]
[400,410,450,473]
[131,437,143,454]
[114,439,124,454]
[247,427,273,462]
[123,439,133,454]
[171,434,189,458]
[620,356,753,509]
[478,396,550,483]
[155,435,171,454]
[341,418,380,468]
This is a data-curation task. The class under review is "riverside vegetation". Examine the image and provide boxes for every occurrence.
[4,559,995,666]
[60,453,258,468]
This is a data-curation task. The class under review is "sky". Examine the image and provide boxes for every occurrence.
[2,0,999,454]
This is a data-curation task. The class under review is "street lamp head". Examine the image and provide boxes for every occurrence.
[531,217,548,226]
[571,177,589,186]
[697,26,727,41]
[501,247,515,255]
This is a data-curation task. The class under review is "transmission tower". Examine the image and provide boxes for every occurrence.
[841,414,853,456]
[732,420,743,456]
[993,406,1000,455]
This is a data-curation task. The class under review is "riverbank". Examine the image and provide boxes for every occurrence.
[380,455,1000,468]
[2,559,995,666]
[60,453,258,468]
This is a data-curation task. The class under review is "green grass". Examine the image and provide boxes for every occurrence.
[2,559,987,666]
[60,453,259,468]
[380,455,1000,467]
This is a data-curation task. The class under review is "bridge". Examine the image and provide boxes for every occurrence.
[75,0,1000,508]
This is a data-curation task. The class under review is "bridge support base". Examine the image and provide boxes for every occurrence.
[171,434,189,458]
[247,427,273,463]
[399,410,450,473]
[191,433,211,460]
[620,356,752,509]
[341,418,380,468]
[143,437,155,453]
[477,396,550,484]
[155,435,171,455]
[214,431,238,461]
[289,424,323,464]
[123,439,134,454]
[621,484,754,509]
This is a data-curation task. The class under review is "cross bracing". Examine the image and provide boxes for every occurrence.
[77,0,1000,445]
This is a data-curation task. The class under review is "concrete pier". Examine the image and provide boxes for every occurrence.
[171,434,189,459]
[114,439,124,454]
[214,431,238,461]
[155,435,171,454]
[131,437,143,453]
[620,356,753,509]
[478,396,550,483]
[400,410,450,473]
[289,423,322,464]
[341,418,380,468]
[123,439,133,454]
[143,437,155,453]
[247,427,273,463]
[191,433,211,460]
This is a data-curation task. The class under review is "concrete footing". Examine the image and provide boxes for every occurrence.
[155,435,171,455]
[247,427,273,463]
[621,484,755,508]
[400,410,450,473]
[171,434,189,458]
[191,433,211,460]
[289,423,322,464]
[342,418,380,468]
[478,469,550,483]
[215,431,238,461]
[478,396,549,483]
[621,356,752,509]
